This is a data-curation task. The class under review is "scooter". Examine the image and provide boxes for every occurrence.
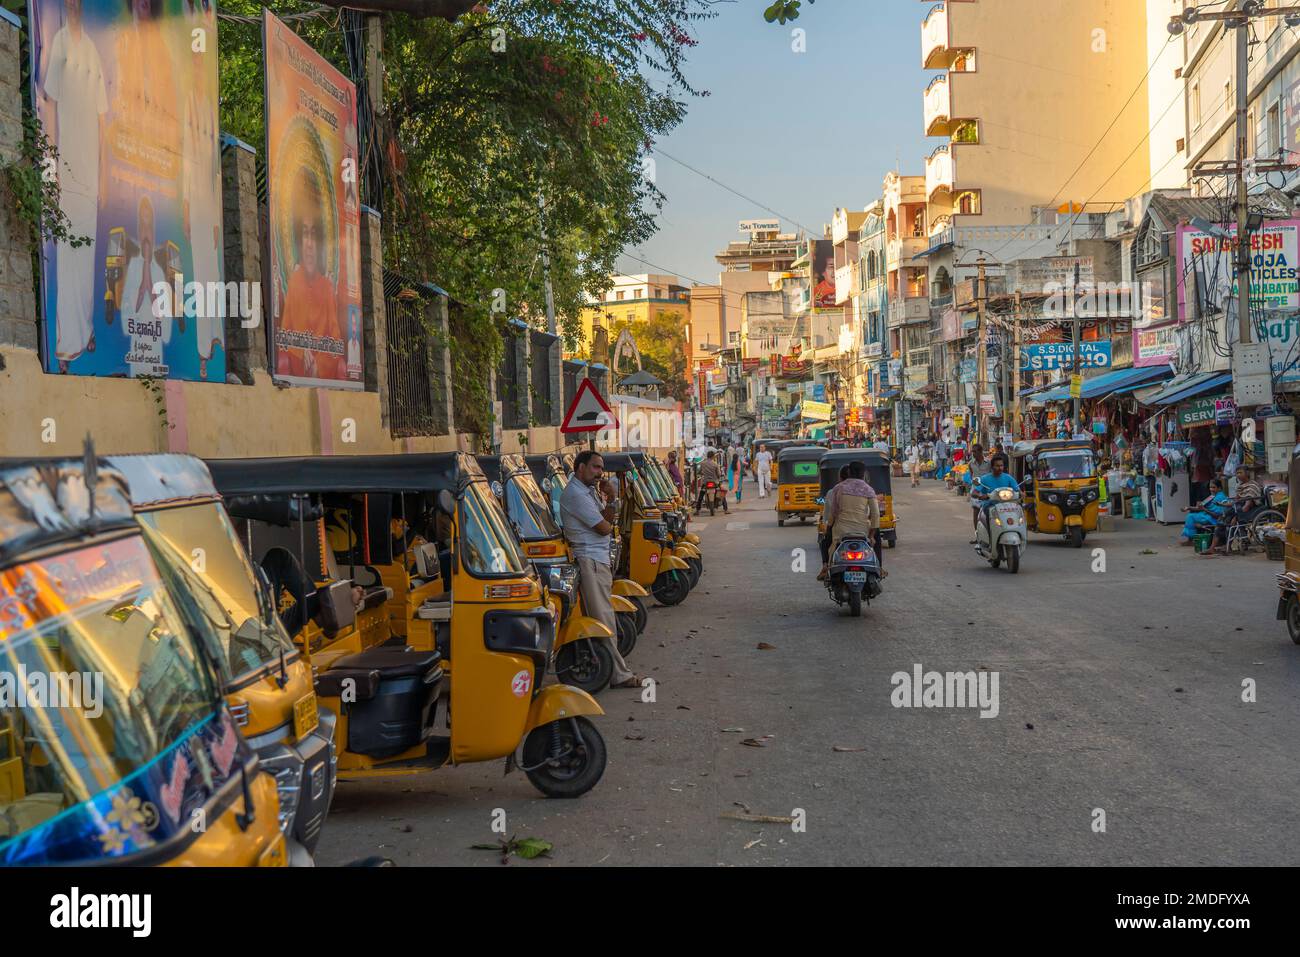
[825,537,883,617]
[973,485,1026,573]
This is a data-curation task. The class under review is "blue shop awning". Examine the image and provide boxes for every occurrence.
[913,238,954,259]
[878,389,900,400]
[1033,364,1173,403]
[1150,372,1233,406]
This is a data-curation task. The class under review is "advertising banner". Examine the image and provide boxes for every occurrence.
[779,356,809,377]
[265,10,363,389]
[1134,323,1178,368]
[1019,341,1112,371]
[31,0,223,379]
[1177,397,1217,428]
[802,400,832,422]
[810,239,836,311]
[1175,219,1300,322]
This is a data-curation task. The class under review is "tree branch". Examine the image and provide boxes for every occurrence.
[308,0,484,20]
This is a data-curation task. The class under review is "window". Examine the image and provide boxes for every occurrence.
[951,49,976,72]
[952,119,979,144]
[1267,100,1281,157]
[1191,81,1201,130]
[616,290,625,301]
[955,190,982,215]
[728,330,740,345]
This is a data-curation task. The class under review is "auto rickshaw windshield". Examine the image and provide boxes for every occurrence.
[460,481,528,575]
[505,473,561,540]
[0,535,224,864]
[642,461,673,500]
[542,469,568,525]
[1035,451,1094,481]
[135,502,294,684]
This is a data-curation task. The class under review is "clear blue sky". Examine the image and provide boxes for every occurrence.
[617,0,934,287]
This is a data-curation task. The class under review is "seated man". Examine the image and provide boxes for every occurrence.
[1204,467,1265,554]
[817,464,851,580]
[1179,479,1229,545]
[971,452,1019,544]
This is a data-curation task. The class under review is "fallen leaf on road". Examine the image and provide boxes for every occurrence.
[832,746,865,752]
[720,727,745,733]
[756,642,776,650]
[741,735,774,748]
[625,730,646,741]
[743,836,765,850]
[1140,549,1157,555]
[677,705,691,710]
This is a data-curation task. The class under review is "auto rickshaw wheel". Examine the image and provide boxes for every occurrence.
[554,638,613,693]
[523,717,607,798]
[778,518,785,527]
[616,612,637,658]
[630,596,648,633]
[652,569,690,606]
[1068,526,1084,548]
[1287,595,1300,645]
[686,556,702,588]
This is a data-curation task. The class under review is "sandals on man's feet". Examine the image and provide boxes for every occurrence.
[610,676,645,689]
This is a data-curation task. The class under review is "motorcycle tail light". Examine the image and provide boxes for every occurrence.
[843,550,865,560]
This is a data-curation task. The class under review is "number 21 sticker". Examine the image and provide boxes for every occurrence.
[511,669,532,697]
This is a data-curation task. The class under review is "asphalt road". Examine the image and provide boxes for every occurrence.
[316,478,1300,866]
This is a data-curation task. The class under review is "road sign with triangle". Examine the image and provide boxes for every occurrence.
[561,378,619,433]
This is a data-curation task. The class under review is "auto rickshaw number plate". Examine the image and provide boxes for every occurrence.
[293,693,319,741]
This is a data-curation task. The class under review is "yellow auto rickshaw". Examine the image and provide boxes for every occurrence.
[526,452,654,633]
[817,449,897,547]
[1274,454,1300,644]
[478,454,640,693]
[206,453,607,797]
[622,450,701,584]
[776,445,825,527]
[0,455,286,866]
[1009,440,1100,547]
[109,454,336,866]
[599,452,693,607]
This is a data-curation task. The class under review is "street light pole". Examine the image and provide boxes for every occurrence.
[1233,17,1252,346]
[976,257,988,446]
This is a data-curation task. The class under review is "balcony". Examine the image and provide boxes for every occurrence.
[925,145,954,202]
[887,236,928,270]
[921,3,948,69]
[888,297,930,328]
[924,74,951,137]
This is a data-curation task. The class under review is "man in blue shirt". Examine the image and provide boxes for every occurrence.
[970,452,1019,543]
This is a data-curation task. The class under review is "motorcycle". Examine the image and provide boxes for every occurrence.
[973,485,1026,573]
[697,480,724,516]
[825,536,883,617]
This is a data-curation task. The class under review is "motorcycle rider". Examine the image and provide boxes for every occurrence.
[970,451,1019,544]
[819,460,883,581]
[694,450,728,514]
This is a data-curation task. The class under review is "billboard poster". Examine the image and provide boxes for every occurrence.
[31,0,223,379]
[1134,323,1177,367]
[810,239,835,311]
[264,10,363,389]
[1175,219,1300,322]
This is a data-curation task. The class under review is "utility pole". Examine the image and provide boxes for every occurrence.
[1071,261,1082,434]
[1233,16,1251,345]
[976,257,988,447]
[1012,290,1023,439]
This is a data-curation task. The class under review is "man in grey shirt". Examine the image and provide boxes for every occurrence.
[559,450,640,689]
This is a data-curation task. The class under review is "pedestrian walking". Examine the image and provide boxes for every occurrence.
[754,444,773,498]
[559,450,643,689]
[731,445,746,502]
[934,434,950,480]
[906,440,921,487]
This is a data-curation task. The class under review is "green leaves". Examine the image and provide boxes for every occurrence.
[471,835,554,863]
[764,0,812,25]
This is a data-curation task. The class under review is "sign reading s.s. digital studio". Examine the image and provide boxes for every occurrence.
[1019,341,1112,371]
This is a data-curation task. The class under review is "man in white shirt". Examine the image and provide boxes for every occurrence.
[559,450,641,689]
[753,444,773,498]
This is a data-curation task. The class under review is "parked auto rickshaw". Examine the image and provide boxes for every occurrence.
[622,451,701,584]
[108,454,336,865]
[206,453,607,797]
[0,455,286,865]
[600,452,693,606]
[1274,454,1300,645]
[776,445,825,527]
[817,449,897,547]
[478,454,638,693]
[1009,440,1100,547]
[525,452,653,634]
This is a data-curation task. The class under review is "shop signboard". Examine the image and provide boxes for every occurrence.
[1175,218,1300,322]
[802,400,832,421]
[1134,322,1178,367]
[1177,397,1217,428]
[1214,397,1239,424]
[1019,341,1112,371]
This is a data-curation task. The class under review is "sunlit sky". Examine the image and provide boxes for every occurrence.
[617,0,932,287]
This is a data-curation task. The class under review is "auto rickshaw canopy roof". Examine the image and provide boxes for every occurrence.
[523,453,564,485]
[0,457,138,568]
[205,452,484,496]
[817,449,893,495]
[1010,439,1093,459]
[776,445,827,463]
[107,453,221,508]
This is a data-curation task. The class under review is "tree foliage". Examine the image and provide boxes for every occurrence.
[217,1,714,436]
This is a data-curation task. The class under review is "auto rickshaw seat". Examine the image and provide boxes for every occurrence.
[315,667,381,701]
[332,646,442,681]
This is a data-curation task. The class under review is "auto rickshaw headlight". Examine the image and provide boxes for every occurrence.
[546,562,577,596]
[257,744,301,837]
[643,521,667,543]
